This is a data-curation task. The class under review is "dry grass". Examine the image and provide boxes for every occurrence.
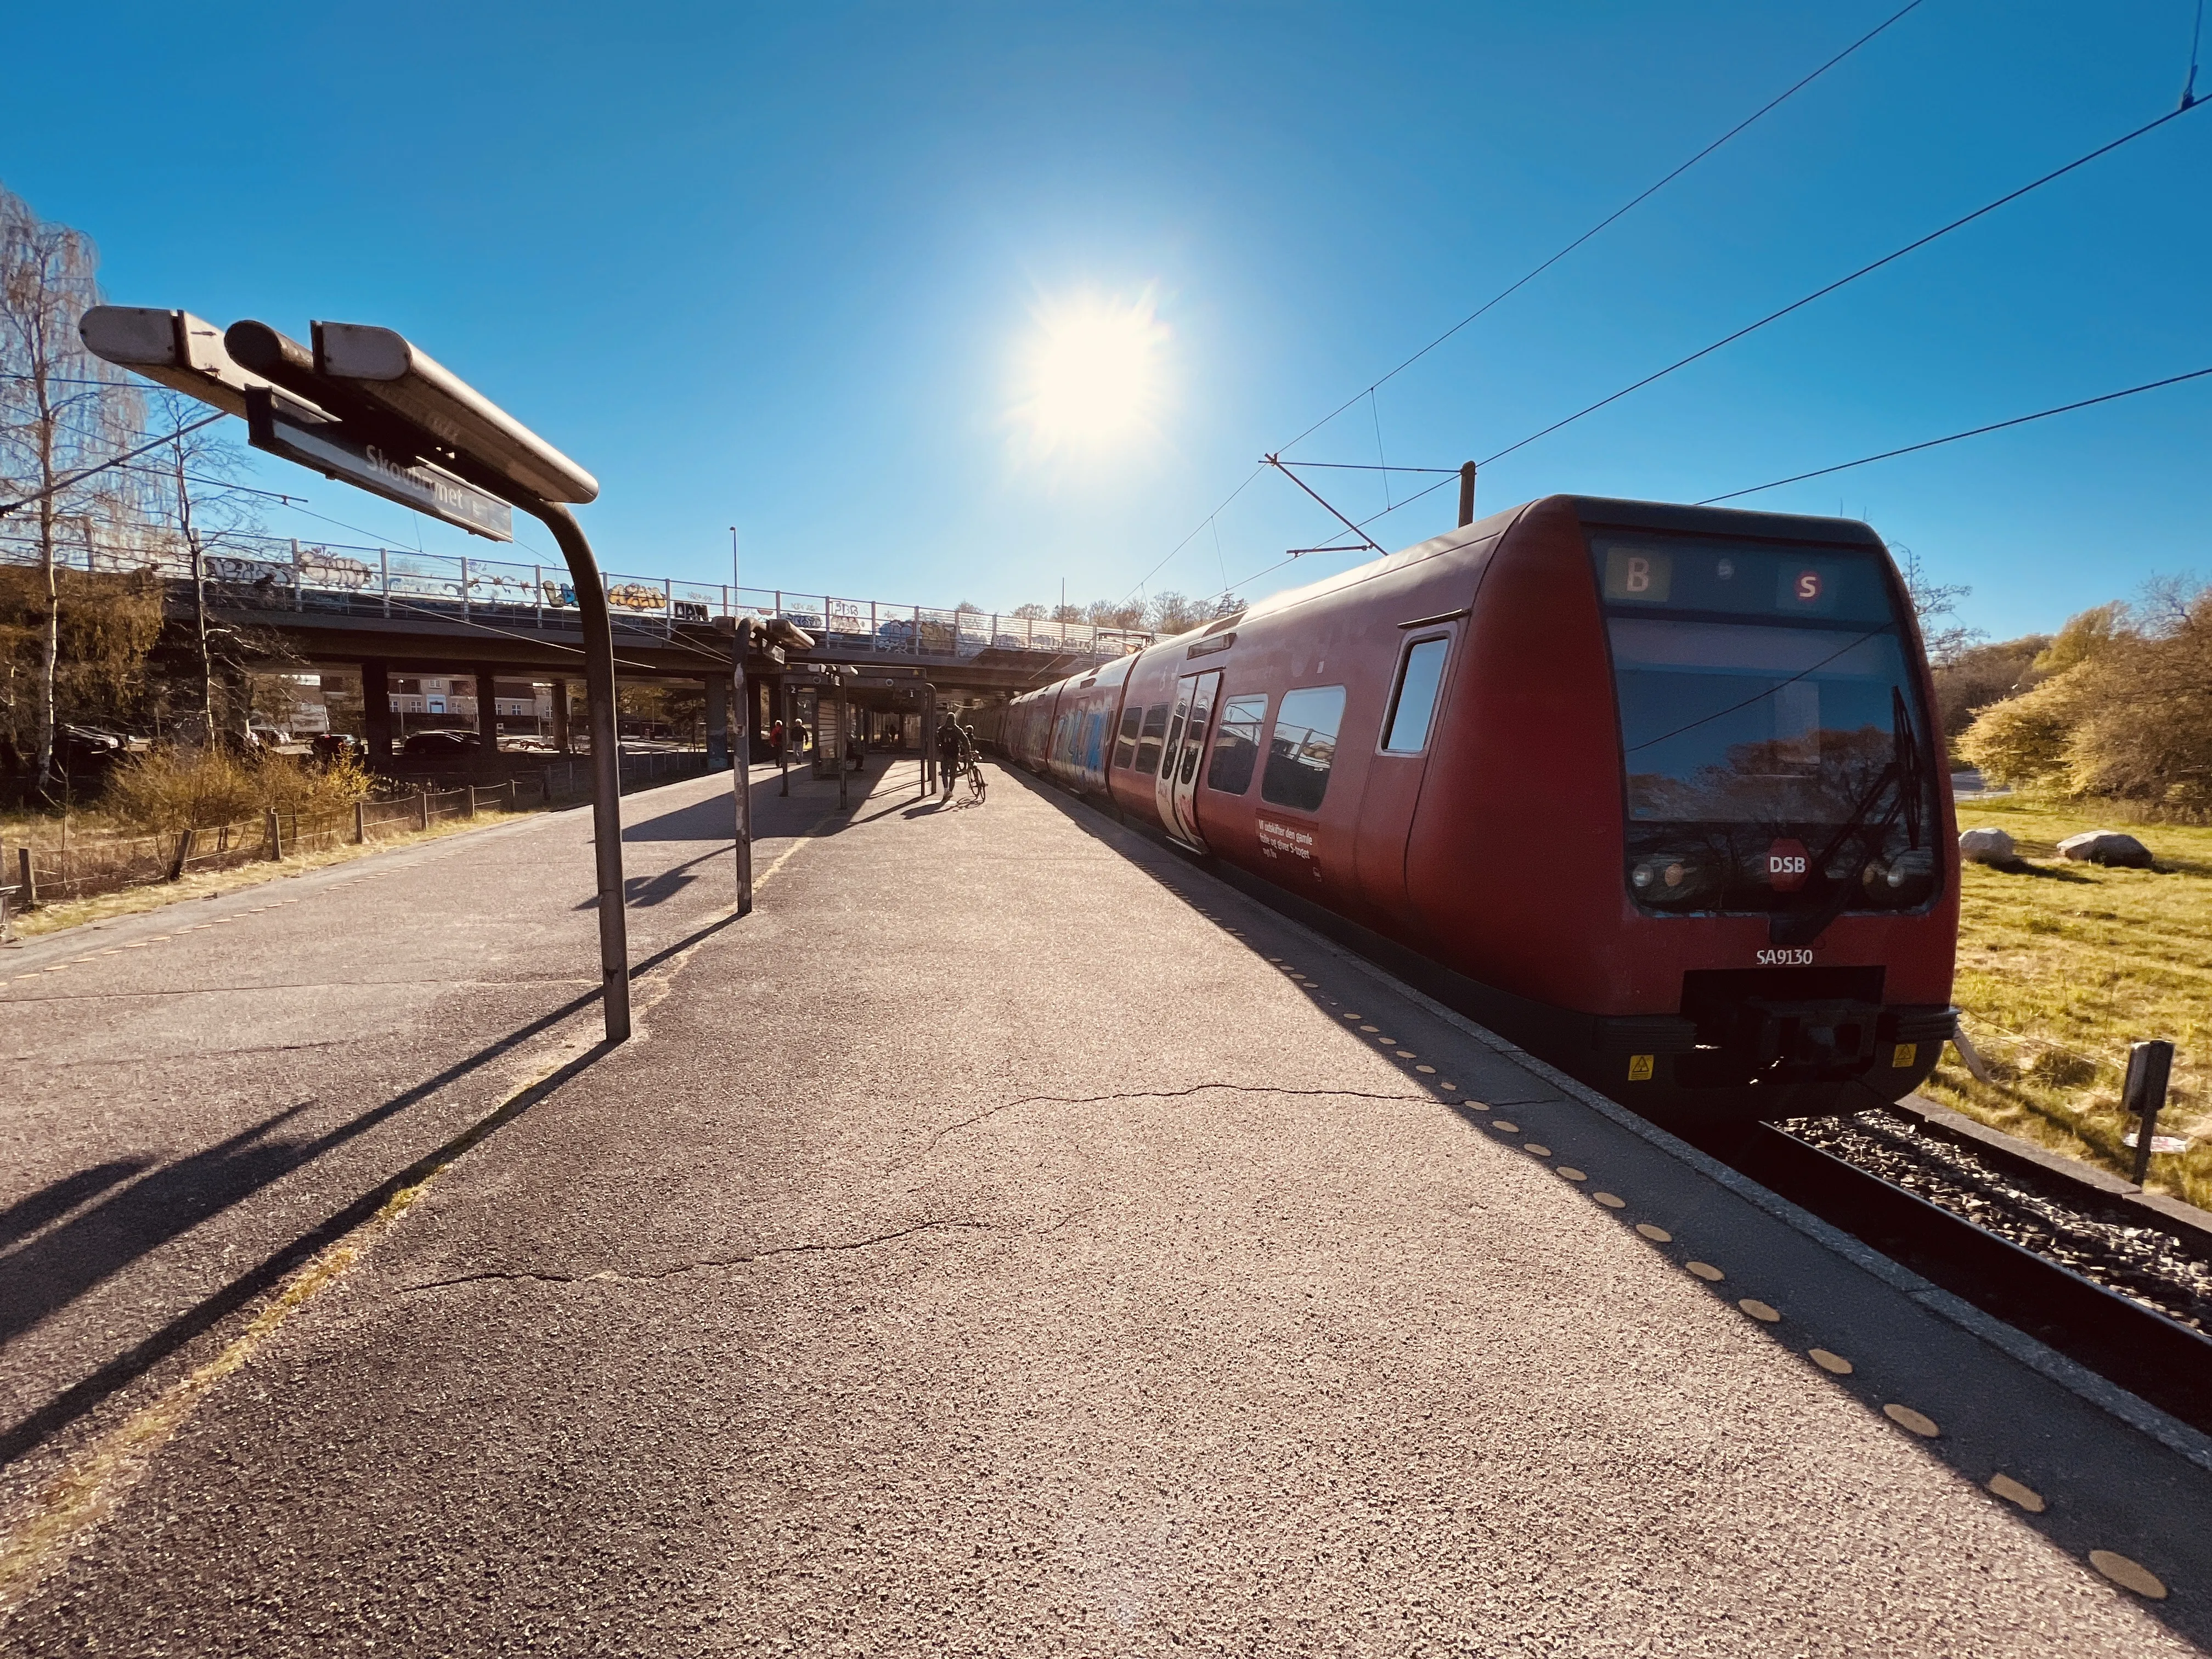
[1933,794,2212,1209]
[2,808,535,939]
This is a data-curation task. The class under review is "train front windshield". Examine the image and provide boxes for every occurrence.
[1592,533,1942,916]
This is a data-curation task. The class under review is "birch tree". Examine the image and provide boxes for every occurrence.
[0,183,144,795]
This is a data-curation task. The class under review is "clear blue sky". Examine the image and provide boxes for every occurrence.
[8,1,2208,641]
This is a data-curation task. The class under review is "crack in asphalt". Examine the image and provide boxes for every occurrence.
[396,1218,993,1295]
[917,1081,1434,1160]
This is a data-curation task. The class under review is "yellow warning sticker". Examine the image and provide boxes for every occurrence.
[1892,1043,1917,1069]
[1627,1054,1656,1082]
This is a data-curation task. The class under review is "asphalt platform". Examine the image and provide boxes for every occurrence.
[2,752,2210,1655]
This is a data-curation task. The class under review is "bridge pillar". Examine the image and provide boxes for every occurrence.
[362,659,393,769]
[706,674,729,770]
[550,679,572,753]
[475,669,499,760]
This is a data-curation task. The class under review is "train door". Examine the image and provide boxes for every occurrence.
[1155,669,1221,850]
[1354,625,1458,926]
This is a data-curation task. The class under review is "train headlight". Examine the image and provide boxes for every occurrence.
[1631,854,1706,907]
[1859,849,1935,904]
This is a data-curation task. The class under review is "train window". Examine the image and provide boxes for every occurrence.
[1133,703,1170,775]
[1113,705,1142,770]
[1261,686,1346,812]
[1380,634,1451,753]
[1206,695,1269,794]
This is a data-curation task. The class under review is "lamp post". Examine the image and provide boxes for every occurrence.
[81,307,635,1044]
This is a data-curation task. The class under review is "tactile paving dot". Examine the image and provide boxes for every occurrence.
[1341,1013,1361,1020]
[1395,1049,1415,1058]
[1883,1403,1939,1437]
[1593,1192,1626,1208]
[1809,1348,1854,1375]
[1359,1025,1379,1033]
[1635,1223,1672,1243]
[1988,1473,2045,1513]
[2088,1550,2167,1599]
[1415,1064,1436,1074]
[1492,1121,1520,1135]
[1523,1143,1552,1157]
[1440,1081,1459,1091]
[1685,1261,1725,1282]
[1738,1299,1780,1323]
[1556,1167,1588,1182]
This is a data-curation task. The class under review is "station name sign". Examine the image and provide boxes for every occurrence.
[244,387,512,543]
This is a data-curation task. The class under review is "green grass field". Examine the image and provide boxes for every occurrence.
[1932,795,2212,1210]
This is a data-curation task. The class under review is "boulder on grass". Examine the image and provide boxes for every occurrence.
[1958,827,2015,863]
[2056,830,2152,867]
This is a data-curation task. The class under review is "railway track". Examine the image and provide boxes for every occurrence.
[1695,1109,2212,1436]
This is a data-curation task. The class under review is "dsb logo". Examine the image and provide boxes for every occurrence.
[1768,838,1810,893]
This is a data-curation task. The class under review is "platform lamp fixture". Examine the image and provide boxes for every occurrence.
[79,307,637,1046]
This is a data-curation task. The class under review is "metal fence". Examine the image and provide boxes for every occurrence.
[0,753,710,916]
[0,529,1153,661]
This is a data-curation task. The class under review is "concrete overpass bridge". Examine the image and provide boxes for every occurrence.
[8,530,1148,767]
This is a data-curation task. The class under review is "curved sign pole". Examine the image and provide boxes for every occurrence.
[527,503,631,1039]
[80,307,634,1046]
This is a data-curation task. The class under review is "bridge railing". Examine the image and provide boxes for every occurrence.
[0,531,1153,663]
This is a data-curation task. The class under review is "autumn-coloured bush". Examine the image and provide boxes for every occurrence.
[105,745,371,832]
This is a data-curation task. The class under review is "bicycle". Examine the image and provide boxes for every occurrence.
[965,752,988,804]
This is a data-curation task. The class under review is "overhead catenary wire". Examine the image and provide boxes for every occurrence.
[1275,0,1929,457]
[1477,97,2209,471]
[2184,0,2204,109]
[1135,2,1927,606]
[1214,363,2212,595]
[1698,366,2212,503]
[1269,460,1462,474]
[0,411,225,517]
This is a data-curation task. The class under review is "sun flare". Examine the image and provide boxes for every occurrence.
[1012,291,1170,455]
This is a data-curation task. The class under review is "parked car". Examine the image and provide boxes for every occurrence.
[58,726,127,770]
[402,729,483,758]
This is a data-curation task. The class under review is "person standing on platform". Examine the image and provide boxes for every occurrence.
[936,713,963,799]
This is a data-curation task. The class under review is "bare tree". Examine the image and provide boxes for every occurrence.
[0,183,144,794]
[1082,597,1146,630]
[1145,591,1211,635]
[144,390,266,744]
[1891,543,1983,668]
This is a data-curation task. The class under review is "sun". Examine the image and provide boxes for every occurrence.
[1011,290,1170,456]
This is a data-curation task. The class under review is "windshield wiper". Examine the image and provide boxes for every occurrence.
[1769,687,1923,948]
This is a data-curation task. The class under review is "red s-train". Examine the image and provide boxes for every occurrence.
[1003,495,1959,1125]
